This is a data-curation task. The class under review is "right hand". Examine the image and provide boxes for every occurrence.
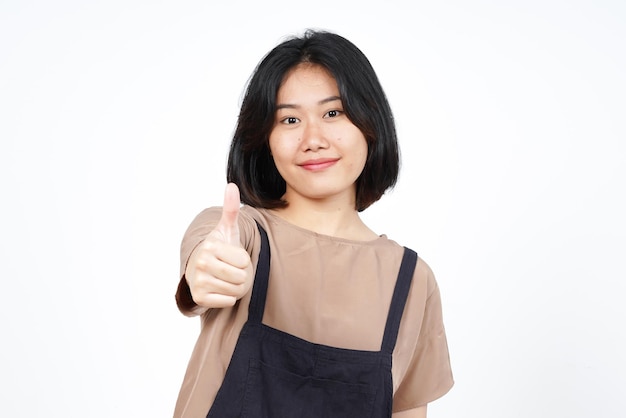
[185,183,253,309]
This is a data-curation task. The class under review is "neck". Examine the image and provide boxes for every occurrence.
[271,197,378,241]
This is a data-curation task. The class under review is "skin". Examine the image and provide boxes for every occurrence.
[185,63,428,417]
[185,183,252,310]
[267,63,377,241]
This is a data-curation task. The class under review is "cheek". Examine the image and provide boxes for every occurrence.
[270,131,301,156]
[268,133,282,157]
[268,139,283,160]
[268,136,292,170]
[356,138,369,166]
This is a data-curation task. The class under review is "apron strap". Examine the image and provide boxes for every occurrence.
[247,221,271,324]
[381,247,418,354]
[248,221,418,354]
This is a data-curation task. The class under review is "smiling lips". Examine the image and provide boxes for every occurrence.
[298,158,340,171]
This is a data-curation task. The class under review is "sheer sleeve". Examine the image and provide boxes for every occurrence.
[392,267,454,411]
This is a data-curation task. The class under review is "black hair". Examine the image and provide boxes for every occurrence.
[227,29,400,212]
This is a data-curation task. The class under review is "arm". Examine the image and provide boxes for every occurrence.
[392,405,427,418]
[177,184,253,314]
[391,261,453,412]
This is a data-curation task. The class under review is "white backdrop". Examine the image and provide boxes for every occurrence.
[1,1,625,417]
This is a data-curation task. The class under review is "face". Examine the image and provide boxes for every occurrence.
[269,63,368,208]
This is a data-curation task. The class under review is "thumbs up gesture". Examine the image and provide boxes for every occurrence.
[185,183,254,309]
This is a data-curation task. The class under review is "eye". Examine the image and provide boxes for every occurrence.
[324,110,343,118]
[280,116,300,125]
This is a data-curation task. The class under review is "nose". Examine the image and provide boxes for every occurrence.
[301,120,329,151]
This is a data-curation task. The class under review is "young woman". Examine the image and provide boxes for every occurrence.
[174,30,453,418]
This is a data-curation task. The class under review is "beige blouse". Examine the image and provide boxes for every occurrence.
[174,206,453,417]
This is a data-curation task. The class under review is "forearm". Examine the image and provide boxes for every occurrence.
[392,405,427,418]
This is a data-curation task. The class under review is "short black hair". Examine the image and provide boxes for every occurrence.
[227,29,400,212]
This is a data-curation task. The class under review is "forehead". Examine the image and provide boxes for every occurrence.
[277,63,339,100]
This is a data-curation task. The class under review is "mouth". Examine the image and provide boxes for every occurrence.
[298,158,340,171]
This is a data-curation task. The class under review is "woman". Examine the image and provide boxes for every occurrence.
[175,30,453,417]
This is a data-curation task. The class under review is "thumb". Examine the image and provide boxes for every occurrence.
[215,183,241,245]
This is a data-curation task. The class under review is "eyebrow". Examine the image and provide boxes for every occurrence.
[275,95,342,110]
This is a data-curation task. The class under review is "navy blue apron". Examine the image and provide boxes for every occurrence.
[207,223,417,418]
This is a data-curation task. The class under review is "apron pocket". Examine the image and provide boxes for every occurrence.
[241,358,377,418]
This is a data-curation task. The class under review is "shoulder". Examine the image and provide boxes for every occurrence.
[384,242,440,318]
[371,235,439,299]
[414,256,439,298]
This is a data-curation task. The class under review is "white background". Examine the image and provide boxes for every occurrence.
[1,1,625,417]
